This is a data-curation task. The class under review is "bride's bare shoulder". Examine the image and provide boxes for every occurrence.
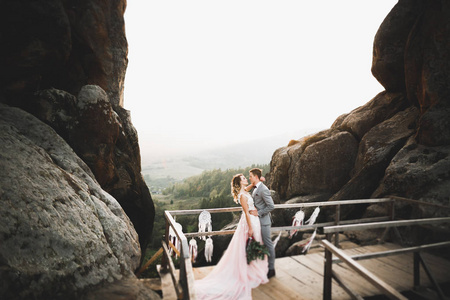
[239,193,250,203]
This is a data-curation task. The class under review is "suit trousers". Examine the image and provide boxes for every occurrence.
[260,223,275,270]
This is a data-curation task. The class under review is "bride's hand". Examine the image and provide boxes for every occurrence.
[248,228,254,238]
[249,210,258,216]
[260,176,266,182]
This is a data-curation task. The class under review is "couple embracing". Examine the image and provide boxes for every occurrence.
[195,168,275,300]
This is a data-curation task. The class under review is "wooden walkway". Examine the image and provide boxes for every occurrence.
[249,243,450,299]
[155,241,450,299]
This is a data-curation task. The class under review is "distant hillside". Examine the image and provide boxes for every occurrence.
[141,129,320,182]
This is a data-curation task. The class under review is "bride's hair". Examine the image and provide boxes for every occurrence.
[231,173,243,203]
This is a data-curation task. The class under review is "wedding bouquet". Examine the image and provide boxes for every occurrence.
[246,236,269,264]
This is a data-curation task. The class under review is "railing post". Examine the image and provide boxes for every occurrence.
[380,199,396,243]
[161,217,170,271]
[323,234,333,300]
[413,251,420,289]
[179,245,187,299]
[417,252,446,299]
[334,204,340,247]
[389,198,395,220]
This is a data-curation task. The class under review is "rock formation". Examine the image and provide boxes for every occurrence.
[0,0,156,299]
[0,104,150,299]
[0,0,127,106]
[268,0,450,228]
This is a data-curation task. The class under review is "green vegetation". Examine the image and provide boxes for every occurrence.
[143,174,179,195]
[140,164,269,278]
[163,164,269,199]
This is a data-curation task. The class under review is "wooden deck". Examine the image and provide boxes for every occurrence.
[158,241,450,299]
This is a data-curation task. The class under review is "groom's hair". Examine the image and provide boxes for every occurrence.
[249,168,262,179]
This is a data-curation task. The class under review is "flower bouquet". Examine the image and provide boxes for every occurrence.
[246,236,269,264]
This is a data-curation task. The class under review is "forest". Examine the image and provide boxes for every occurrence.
[163,164,269,199]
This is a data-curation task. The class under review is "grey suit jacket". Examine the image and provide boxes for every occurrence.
[253,183,274,226]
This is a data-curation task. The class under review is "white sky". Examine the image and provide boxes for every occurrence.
[123,1,397,161]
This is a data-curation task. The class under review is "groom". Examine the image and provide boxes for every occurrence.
[248,168,276,278]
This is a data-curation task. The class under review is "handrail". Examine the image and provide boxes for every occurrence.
[331,241,450,263]
[168,198,394,241]
[321,239,408,300]
[179,246,196,300]
[322,239,450,300]
[168,206,242,216]
[164,211,190,259]
[323,217,450,234]
[388,195,450,210]
[161,240,181,297]
[183,216,390,239]
[321,213,450,300]
[167,198,393,216]
[273,197,392,208]
[162,210,196,299]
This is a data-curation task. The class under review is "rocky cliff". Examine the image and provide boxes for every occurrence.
[1,0,156,299]
[268,0,450,227]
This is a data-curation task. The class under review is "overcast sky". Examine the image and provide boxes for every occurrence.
[123,1,397,162]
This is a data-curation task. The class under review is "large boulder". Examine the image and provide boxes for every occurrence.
[267,129,357,200]
[290,131,358,196]
[371,0,424,93]
[402,0,450,146]
[332,91,409,140]
[268,146,297,200]
[331,106,419,202]
[373,138,450,209]
[0,104,158,299]
[30,86,154,256]
[70,86,121,186]
[416,102,450,146]
[0,0,154,254]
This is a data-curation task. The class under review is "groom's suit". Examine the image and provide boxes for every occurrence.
[253,182,275,270]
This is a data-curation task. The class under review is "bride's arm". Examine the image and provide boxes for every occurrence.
[244,176,265,192]
[244,183,254,192]
[240,194,253,238]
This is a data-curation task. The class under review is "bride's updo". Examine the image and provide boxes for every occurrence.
[231,173,243,203]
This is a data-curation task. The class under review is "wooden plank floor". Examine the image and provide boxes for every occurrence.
[161,242,450,299]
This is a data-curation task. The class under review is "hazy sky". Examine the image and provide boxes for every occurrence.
[123,1,397,162]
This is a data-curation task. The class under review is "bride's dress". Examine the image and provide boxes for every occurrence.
[195,193,268,299]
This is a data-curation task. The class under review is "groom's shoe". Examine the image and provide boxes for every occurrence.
[267,269,276,279]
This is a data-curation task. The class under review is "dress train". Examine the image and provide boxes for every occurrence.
[194,204,268,299]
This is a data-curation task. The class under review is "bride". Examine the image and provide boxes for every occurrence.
[194,173,269,299]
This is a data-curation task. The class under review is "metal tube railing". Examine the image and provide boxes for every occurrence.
[161,198,394,299]
[321,215,450,300]
[159,196,450,299]
[323,217,450,234]
[321,239,408,300]
[162,210,196,299]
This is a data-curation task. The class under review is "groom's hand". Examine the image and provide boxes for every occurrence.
[249,210,258,216]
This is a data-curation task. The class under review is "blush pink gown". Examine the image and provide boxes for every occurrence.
[195,193,268,299]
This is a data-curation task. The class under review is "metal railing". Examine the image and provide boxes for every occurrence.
[158,197,450,299]
[321,197,450,300]
[160,210,196,299]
